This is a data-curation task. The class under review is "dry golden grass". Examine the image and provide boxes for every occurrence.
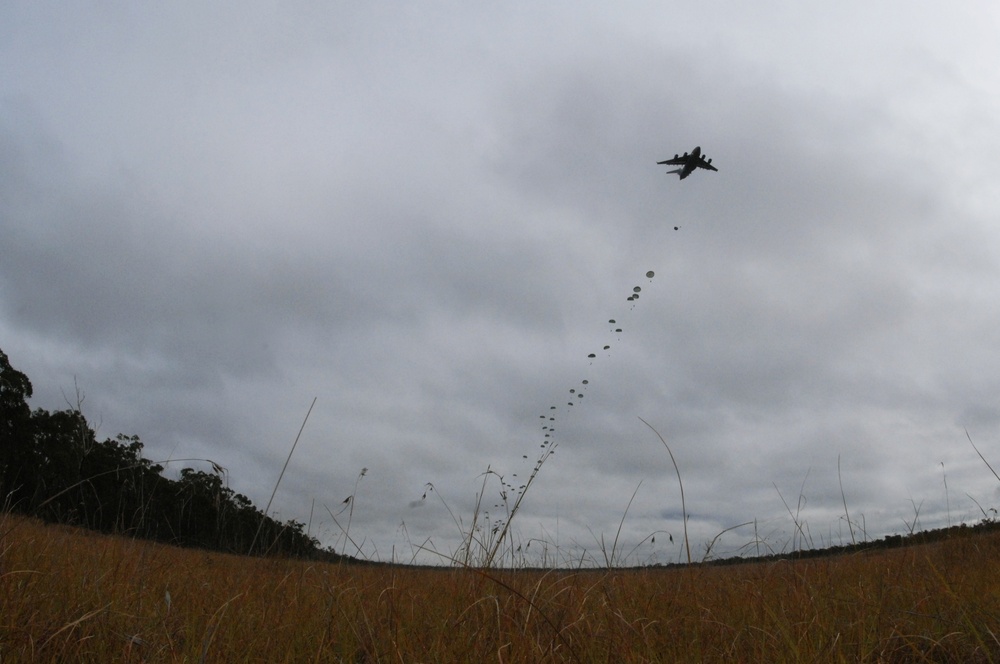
[2,512,999,662]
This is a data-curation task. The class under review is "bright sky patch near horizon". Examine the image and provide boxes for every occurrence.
[3,3,1000,564]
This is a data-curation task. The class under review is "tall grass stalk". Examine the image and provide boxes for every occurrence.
[702,521,753,562]
[941,462,951,527]
[591,481,642,568]
[482,441,557,568]
[966,428,1000,484]
[903,497,924,536]
[639,417,691,565]
[345,467,367,554]
[774,469,814,551]
[249,397,316,555]
[322,468,370,561]
[838,455,856,545]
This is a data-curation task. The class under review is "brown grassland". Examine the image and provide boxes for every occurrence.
[2,512,1000,662]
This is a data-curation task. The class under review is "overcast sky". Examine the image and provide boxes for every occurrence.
[4,3,1000,565]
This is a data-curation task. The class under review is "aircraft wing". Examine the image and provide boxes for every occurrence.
[657,156,689,166]
[697,158,718,172]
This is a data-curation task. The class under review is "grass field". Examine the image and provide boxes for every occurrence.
[2,512,999,662]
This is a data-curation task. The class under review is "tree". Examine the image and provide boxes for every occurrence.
[0,346,324,560]
[0,348,36,508]
[27,407,96,518]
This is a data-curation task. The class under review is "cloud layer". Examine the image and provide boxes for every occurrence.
[4,3,1000,564]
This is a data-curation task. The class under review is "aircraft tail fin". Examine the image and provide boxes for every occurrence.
[666,168,683,177]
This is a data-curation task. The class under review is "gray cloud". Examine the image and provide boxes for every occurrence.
[3,3,1000,564]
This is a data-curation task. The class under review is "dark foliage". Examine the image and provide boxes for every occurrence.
[0,347,335,560]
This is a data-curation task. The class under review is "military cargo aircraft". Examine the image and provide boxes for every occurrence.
[657,146,718,180]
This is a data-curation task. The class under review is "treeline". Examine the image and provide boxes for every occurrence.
[0,347,336,560]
